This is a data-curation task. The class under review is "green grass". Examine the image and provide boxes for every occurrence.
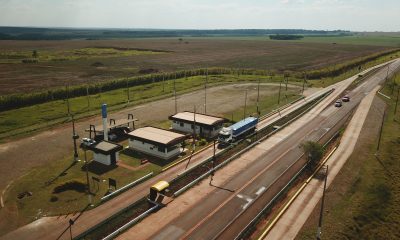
[298,35,400,47]
[188,34,400,47]
[223,90,300,122]
[0,47,162,63]
[297,76,400,240]
[310,51,400,88]
[3,150,157,225]
[0,74,295,139]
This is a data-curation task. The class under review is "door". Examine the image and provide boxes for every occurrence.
[110,153,117,165]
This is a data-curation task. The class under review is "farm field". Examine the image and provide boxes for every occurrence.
[0,36,394,95]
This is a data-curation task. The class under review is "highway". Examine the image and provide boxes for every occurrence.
[117,59,400,240]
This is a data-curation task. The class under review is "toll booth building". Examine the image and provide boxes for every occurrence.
[92,141,123,166]
[128,127,187,160]
[169,112,226,138]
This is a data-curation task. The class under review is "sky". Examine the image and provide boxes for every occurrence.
[0,0,399,31]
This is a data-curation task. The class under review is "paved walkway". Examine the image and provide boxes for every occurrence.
[264,85,381,240]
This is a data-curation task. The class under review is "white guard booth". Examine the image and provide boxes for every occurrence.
[92,141,123,166]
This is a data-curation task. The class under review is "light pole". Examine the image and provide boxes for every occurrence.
[86,84,90,108]
[162,73,165,92]
[302,73,307,95]
[394,86,400,118]
[80,144,92,206]
[205,69,208,114]
[316,165,328,240]
[243,90,248,119]
[69,219,74,240]
[256,78,261,116]
[278,79,282,105]
[126,77,130,105]
[66,84,71,116]
[174,76,177,114]
[71,115,79,162]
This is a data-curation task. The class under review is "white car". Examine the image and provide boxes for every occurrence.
[334,99,342,107]
[81,138,96,146]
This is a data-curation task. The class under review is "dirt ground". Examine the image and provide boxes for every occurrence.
[0,83,318,224]
[0,38,388,94]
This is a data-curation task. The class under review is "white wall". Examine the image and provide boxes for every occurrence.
[172,121,200,135]
[94,152,111,165]
[171,121,222,138]
[129,139,181,160]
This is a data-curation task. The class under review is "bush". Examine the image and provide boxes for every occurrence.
[301,141,324,170]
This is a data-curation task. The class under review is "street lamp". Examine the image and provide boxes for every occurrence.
[71,115,79,163]
[80,143,93,206]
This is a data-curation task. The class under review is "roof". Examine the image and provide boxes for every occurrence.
[92,141,123,154]
[151,181,169,192]
[231,117,258,131]
[128,127,186,146]
[85,118,138,132]
[169,111,226,126]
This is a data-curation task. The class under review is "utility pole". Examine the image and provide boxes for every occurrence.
[193,105,197,150]
[162,73,165,92]
[391,71,396,95]
[243,90,248,119]
[205,69,208,114]
[71,115,79,162]
[285,73,288,91]
[377,108,386,151]
[82,148,92,206]
[256,78,261,116]
[316,165,328,240]
[86,84,90,108]
[174,77,177,114]
[278,79,282,105]
[66,84,71,116]
[394,86,399,118]
[210,139,216,185]
[302,73,307,95]
[126,77,130,105]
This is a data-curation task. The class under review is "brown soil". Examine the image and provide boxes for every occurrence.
[0,38,388,94]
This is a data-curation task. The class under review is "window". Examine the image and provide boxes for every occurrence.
[191,124,194,129]
[158,146,165,152]
[180,122,184,127]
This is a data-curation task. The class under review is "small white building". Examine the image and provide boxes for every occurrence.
[91,141,123,166]
[128,127,187,160]
[169,112,226,138]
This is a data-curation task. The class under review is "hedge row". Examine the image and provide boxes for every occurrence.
[305,48,400,79]
[1,48,398,112]
[0,68,270,112]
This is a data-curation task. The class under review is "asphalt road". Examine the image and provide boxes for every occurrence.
[144,59,400,240]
